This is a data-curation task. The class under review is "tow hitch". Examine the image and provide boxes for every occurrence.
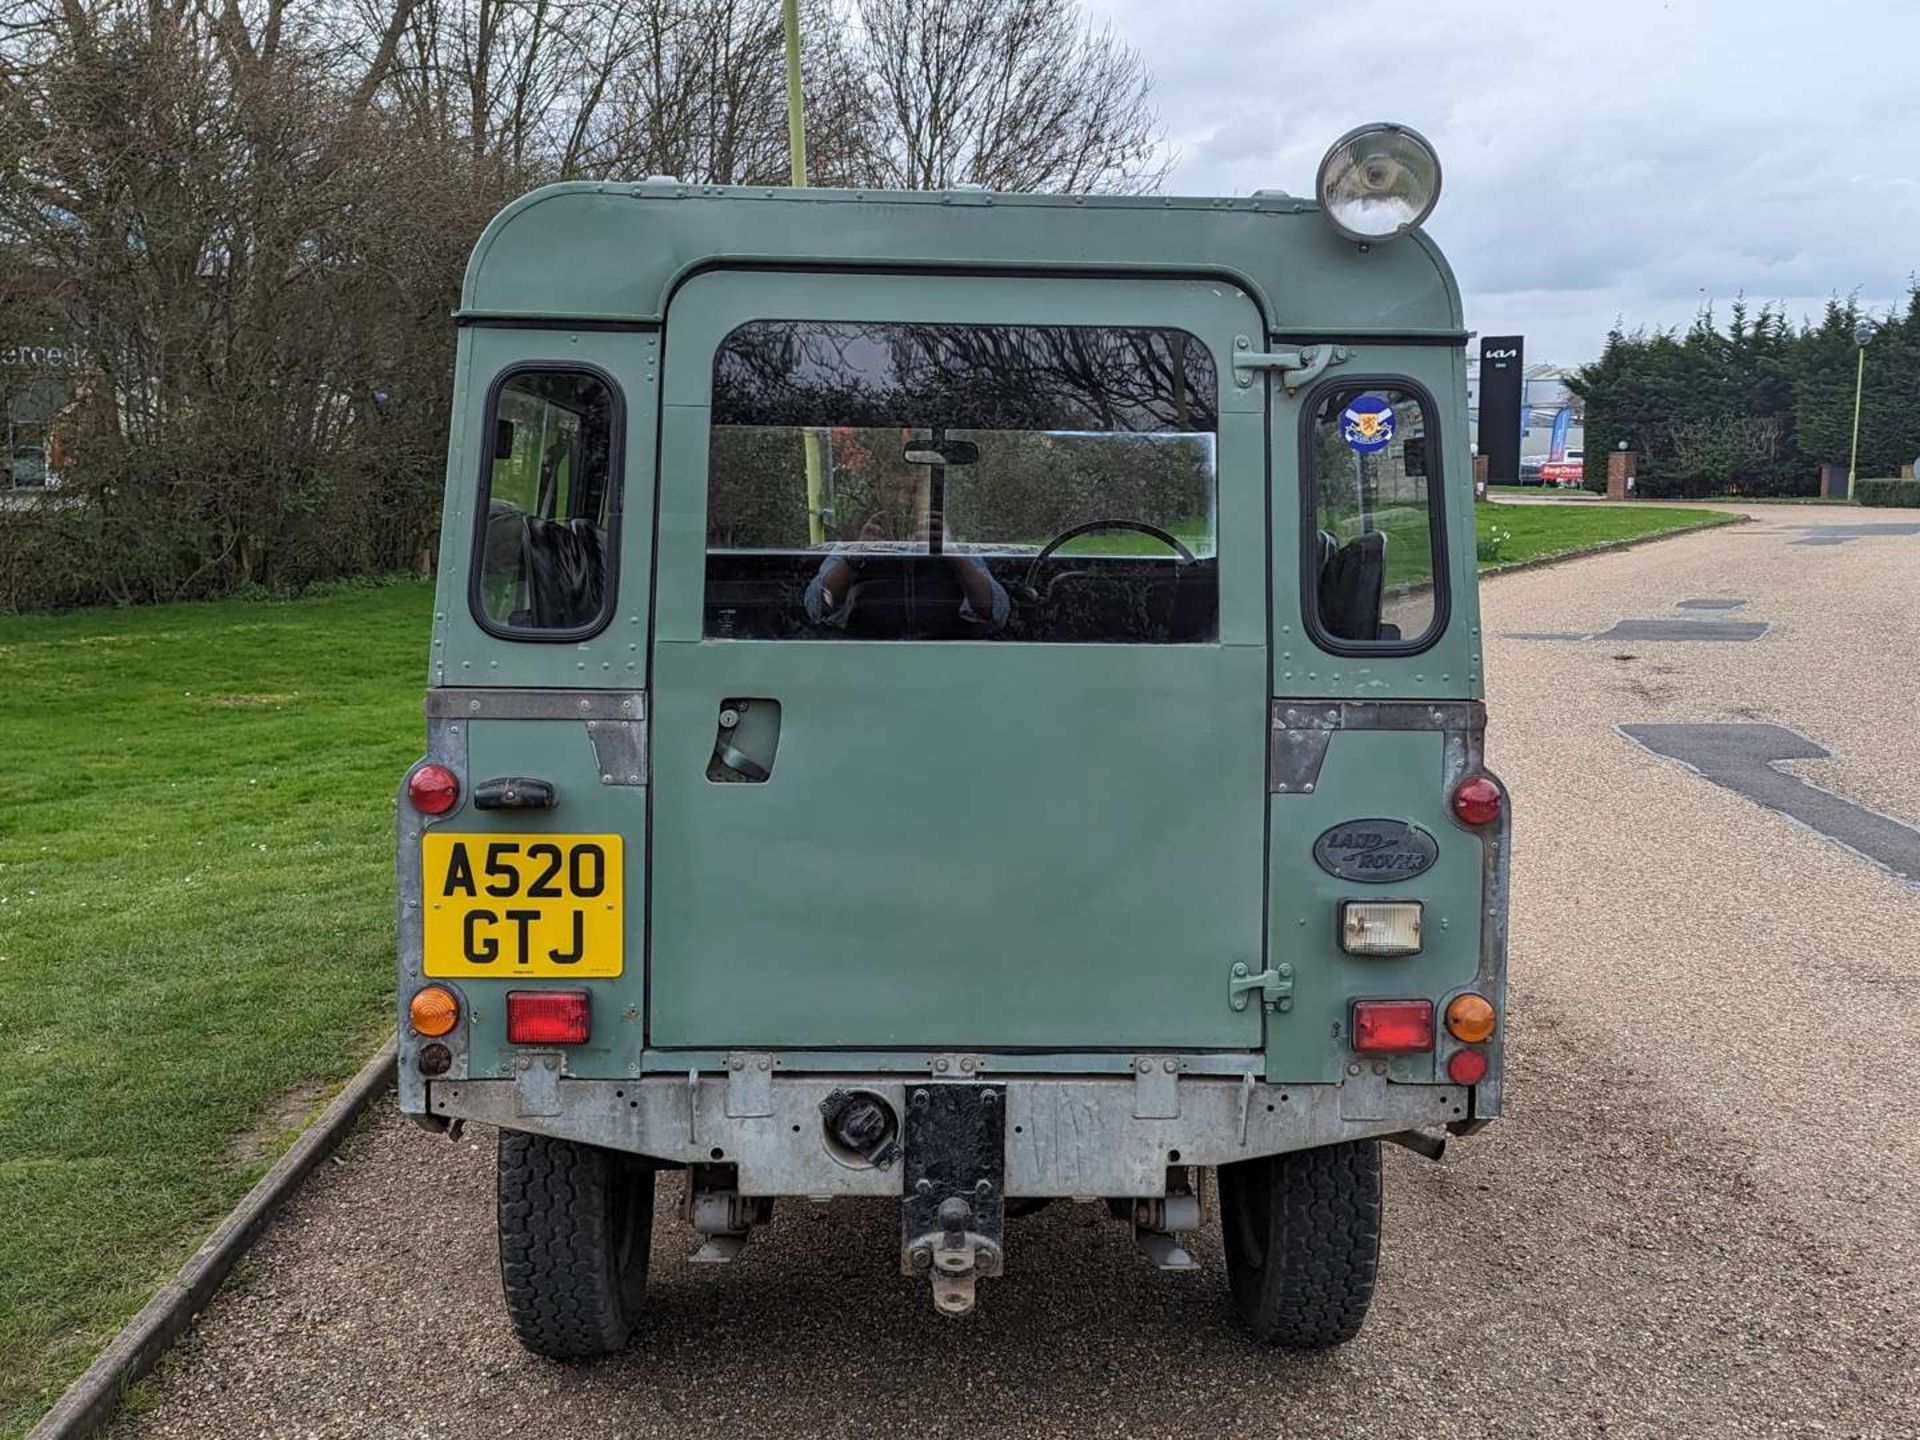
[900,1082,1006,1316]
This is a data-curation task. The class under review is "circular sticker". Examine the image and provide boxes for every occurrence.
[1340,395,1397,454]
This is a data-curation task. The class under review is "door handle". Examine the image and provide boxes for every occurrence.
[472,776,558,810]
[708,699,782,783]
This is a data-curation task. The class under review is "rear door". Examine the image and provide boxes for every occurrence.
[648,271,1268,1051]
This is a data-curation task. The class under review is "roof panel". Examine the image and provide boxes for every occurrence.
[460,183,1464,337]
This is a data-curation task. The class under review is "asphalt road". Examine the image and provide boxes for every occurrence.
[119,505,1920,1440]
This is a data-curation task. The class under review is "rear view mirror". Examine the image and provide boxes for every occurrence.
[903,439,979,467]
[1401,436,1427,477]
[494,418,516,460]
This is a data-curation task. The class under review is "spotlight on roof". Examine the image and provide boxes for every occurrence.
[1316,123,1442,244]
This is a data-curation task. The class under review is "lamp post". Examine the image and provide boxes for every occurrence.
[781,0,829,545]
[1847,319,1873,501]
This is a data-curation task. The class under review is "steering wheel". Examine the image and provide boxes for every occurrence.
[1017,520,1196,603]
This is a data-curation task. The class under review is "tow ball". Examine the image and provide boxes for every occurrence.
[898,1083,1007,1316]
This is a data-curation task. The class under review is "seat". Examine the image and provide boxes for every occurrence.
[1318,529,1387,641]
[515,515,606,629]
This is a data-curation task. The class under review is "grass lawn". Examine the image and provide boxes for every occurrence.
[0,581,432,1434]
[1477,500,1740,569]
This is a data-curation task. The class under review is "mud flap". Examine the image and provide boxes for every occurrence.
[900,1082,1006,1316]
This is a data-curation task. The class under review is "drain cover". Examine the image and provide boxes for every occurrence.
[1619,723,1920,884]
[1790,523,1920,546]
[1596,619,1767,642]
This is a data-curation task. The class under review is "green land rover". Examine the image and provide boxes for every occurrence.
[397,123,1509,1355]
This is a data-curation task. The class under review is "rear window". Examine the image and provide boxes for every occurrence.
[1303,383,1445,651]
[471,368,620,639]
[703,321,1219,644]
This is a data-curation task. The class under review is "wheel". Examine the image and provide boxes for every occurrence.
[497,1129,655,1358]
[1217,1139,1381,1348]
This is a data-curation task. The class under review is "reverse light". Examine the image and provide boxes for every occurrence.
[1340,901,1423,956]
[1446,992,1497,1043]
[507,990,591,1045]
[1447,1048,1490,1086]
[1316,123,1442,244]
[1350,999,1435,1054]
[408,984,460,1037]
[407,763,459,816]
[1451,774,1504,827]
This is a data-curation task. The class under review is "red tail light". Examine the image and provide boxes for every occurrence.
[1447,1048,1489,1085]
[1451,774,1503,827]
[407,763,459,816]
[1351,999,1435,1053]
[507,990,590,1045]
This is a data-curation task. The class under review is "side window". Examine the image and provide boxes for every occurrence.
[703,321,1219,644]
[1305,384,1443,650]
[472,369,619,637]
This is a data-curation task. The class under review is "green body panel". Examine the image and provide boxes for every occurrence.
[428,325,661,690]
[1270,344,1484,702]
[648,642,1268,1049]
[420,186,1495,1090]
[459,184,1464,341]
[453,719,648,1073]
[1264,731,1480,1084]
[649,272,1266,1050]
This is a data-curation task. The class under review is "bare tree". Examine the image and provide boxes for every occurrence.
[847,0,1167,193]
[579,0,867,184]
[0,0,495,602]
[0,0,1170,609]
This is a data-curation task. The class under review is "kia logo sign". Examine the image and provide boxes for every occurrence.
[1485,348,1518,361]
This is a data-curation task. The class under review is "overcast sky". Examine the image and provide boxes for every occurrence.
[1083,0,1919,365]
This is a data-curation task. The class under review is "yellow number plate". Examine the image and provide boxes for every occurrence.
[422,833,623,978]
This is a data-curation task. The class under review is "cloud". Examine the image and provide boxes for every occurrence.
[1085,0,1919,362]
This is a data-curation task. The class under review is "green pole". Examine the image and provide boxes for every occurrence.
[782,0,809,187]
[782,0,827,544]
[1846,344,1866,502]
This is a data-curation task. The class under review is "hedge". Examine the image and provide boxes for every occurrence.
[1856,478,1920,508]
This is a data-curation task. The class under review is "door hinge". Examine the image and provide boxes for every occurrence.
[1229,961,1294,1012]
[1231,340,1350,394]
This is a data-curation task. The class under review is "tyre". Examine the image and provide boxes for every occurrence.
[497,1129,655,1359]
[1217,1139,1381,1348]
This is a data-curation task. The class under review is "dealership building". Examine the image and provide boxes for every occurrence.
[0,338,74,490]
[1467,361,1585,468]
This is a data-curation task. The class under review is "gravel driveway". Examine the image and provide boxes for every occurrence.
[118,505,1920,1440]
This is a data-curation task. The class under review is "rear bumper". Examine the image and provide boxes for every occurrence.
[423,1069,1476,1197]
